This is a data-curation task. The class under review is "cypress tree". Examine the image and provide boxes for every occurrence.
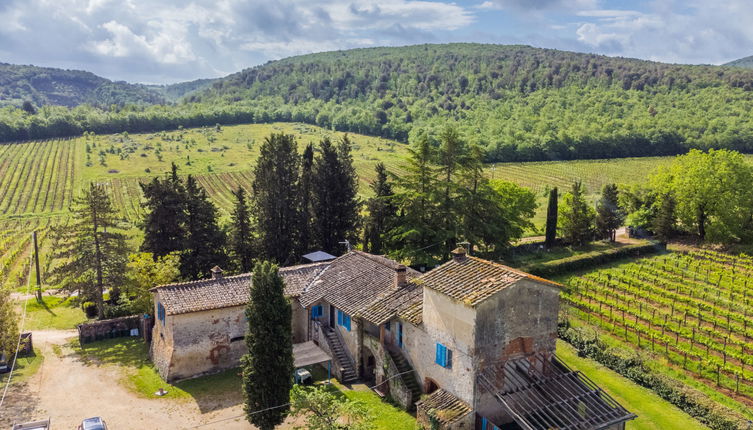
[595,183,624,242]
[363,162,396,254]
[545,187,558,248]
[435,127,466,257]
[311,136,360,255]
[298,143,314,256]
[242,261,294,430]
[230,187,254,273]
[653,193,676,242]
[252,133,301,265]
[140,163,187,257]
[181,175,227,279]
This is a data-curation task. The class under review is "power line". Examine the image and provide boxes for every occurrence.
[0,239,35,409]
[191,369,417,428]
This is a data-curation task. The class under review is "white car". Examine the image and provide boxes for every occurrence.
[78,417,108,430]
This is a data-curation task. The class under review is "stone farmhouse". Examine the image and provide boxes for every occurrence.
[151,248,635,430]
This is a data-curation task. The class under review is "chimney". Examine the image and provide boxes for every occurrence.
[211,266,223,280]
[395,265,407,288]
[451,247,467,263]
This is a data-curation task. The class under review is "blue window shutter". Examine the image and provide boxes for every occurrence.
[482,417,488,430]
[337,309,342,326]
[435,343,443,366]
[345,314,351,331]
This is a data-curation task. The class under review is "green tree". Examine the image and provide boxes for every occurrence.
[558,181,596,246]
[651,149,753,242]
[653,194,676,242]
[241,261,294,430]
[51,183,129,319]
[298,143,315,256]
[230,187,254,273]
[0,286,19,358]
[312,136,360,254]
[289,385,373,430]
[363,163,396,254]
[181,175,227,279]
[126,252,180,314]
[545,187,558,248]
[435,126,466,257]
[389,135,441,264]
[252,133,301,265]
[140,163,187,257]
[595,184,624,242]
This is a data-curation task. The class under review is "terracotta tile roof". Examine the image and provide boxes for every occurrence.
[358,281,423,325]
[416,389,472,425]
[419,255,562,307]
[299,251,420,317]
[152,262,329,315]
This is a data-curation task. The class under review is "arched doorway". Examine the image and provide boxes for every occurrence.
[362,347,377,386]
[424,377,440,394]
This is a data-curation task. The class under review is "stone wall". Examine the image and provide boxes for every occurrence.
[363,334,414,410]
[77,315,142,344]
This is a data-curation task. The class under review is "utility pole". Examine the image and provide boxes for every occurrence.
[32,231,42,301]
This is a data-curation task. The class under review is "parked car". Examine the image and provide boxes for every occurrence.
[0,353,9,373]
[78,417,108,430]
[11,418,50,430]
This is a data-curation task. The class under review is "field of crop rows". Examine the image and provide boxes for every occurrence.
[564,249,753,399]
[0,217,58,291]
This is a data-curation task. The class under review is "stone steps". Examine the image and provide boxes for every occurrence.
[388,348,421,402]
[324,329,358,383]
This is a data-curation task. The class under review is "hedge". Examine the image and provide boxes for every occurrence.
[522,242,666,277]
[559,323,746,430]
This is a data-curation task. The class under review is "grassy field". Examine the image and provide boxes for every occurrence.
[23,296,89,330]
[556,341,706,429]
[0,348,44,392]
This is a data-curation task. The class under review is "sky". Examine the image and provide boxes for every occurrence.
[1,0,752,84]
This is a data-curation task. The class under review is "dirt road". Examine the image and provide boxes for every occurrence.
[0,330,290,429]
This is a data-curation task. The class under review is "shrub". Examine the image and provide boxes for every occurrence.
[522,242,665,277]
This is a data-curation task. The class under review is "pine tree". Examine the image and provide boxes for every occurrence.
[140,163,187,257]
[653,193,676,241]
[595,183,624,241]
[51,183,129,319]
[363,163,396,254]
[545,187,558,248]
[181,175,227,279]
[312,136,360,255]
[242,261,294,430]
[298,143,314,256]
[252,133,301,265]
[559,180,596,246]
[230,187,254,273]
[390,135,441,264]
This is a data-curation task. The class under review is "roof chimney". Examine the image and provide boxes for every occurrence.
[211,266,224,279]
[395,264,407,288]
[451,247,467,263]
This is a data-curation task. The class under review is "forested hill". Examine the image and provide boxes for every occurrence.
[0,63,166,107]
[6,44,753,161]
[725,55,753,69]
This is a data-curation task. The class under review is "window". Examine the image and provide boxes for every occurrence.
[435,342,452,368]
[311,305,323,320]
[481,417,500,430]
[157,302,166,326]
[397,322,403,348]
[385,321,391,331]
[337,309,351,331]
[230,336,244,343]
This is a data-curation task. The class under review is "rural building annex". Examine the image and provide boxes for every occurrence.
[150,248,635,430]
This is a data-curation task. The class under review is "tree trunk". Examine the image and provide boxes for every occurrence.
[697,207,706,241]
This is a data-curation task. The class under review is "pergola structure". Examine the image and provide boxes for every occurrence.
[293,341,333,380]
[478,353,636,430]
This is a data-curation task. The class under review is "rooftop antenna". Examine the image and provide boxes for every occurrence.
[339,240,352,252]
[458,241,471,255]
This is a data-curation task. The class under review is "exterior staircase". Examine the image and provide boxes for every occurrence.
[387,348,422,407]
[324,328,358,383]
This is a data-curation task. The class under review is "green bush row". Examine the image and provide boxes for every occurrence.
[559,323,746,430]
[523,242,665,277]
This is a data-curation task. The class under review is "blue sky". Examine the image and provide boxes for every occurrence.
[0,0,751,84]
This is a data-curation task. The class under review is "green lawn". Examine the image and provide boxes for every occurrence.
[326,380,417,430]
[23,295,89,330]
[556,341,707,430]
[0,348,44,391]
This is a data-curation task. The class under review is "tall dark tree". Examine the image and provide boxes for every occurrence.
[298,143,315,256]
[181,175,228,279]
[435,127,466,257]
[51,183,128,319]
[241,261,294,430]
[595,183,624,241]
[230,187,254,273]
[545,187,558,248]
[390,135,441,263]
[363,163,396,254]
[252,133,301,265]
[653,193,676,241]
[140,163,187,257]
[559,180,596,246]
[312,136,360,255]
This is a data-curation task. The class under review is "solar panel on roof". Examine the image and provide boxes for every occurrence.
[302,251,337,262]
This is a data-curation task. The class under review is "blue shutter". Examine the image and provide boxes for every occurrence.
[435,343,443,366]
[397,322,403,347]
[337,309,343,326]
[311,305,322,319]
[482,417,488,430]
[157,302,165,325]
[345,314,351,331]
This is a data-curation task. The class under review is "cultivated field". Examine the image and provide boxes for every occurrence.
[563,249,753,401]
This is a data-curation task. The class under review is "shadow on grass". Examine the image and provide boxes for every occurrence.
[72,337,148,368]
[176,368,244,413]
